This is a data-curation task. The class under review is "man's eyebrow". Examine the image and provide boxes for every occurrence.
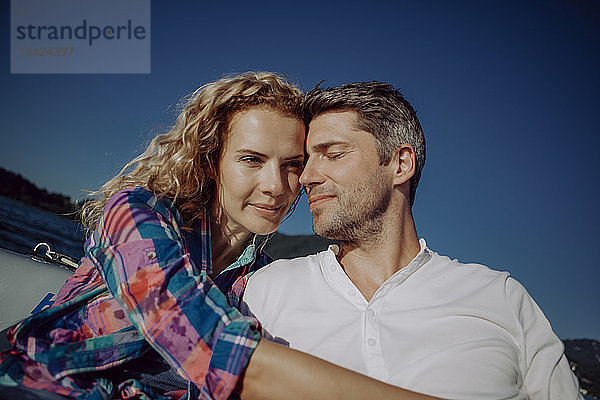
[309,140,350,152]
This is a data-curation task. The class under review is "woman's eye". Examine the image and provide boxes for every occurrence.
[240,156,262,164]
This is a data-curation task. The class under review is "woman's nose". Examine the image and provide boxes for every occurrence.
[260,164,285,196]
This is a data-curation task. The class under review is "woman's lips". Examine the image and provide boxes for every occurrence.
[249,203,284,217]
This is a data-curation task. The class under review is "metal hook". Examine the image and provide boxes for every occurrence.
[33,242,79,271]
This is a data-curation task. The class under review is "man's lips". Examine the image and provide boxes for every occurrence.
[307,195,336,208]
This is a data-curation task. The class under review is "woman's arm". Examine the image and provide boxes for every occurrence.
[240,340,443,400]
[89,188,260,399]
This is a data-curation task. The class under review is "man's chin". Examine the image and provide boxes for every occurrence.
[311,214,325,235]
[312,221,338,240]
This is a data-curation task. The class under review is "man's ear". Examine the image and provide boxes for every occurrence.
[392,144,416,186]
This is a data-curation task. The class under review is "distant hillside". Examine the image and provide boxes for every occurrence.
[0,166,75,216]
[564,339,600,399]
[264,232,337,259]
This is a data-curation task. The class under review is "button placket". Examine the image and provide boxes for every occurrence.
[320,249,368,309]
[364,297,388,380]
[364,302,379,354]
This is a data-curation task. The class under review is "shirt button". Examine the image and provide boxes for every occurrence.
[146,251,157,260]
[367,338,376,346]
[367,309,375,318]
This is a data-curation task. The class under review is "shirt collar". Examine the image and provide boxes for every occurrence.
[324,238,432,295]
[221,241,258,274]
[327,238,430,261]
[372,238,432,291]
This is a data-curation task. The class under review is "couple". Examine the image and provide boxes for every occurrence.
[0,72,580,400]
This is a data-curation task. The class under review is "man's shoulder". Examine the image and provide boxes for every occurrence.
[427,250,512,286]
[426,250,538,323]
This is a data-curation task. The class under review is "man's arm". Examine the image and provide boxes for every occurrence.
[240,340,443,400]
[506,277,582,400]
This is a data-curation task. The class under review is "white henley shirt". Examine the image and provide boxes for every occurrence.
[242,239,582,400]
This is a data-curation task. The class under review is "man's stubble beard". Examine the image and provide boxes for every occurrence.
[312,168,393,245]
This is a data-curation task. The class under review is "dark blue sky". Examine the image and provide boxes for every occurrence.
[1,1,598,339]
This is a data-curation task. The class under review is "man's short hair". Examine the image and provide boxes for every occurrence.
[304,81,426,206]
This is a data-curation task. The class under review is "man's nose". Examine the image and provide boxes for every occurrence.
[299,156,323,188]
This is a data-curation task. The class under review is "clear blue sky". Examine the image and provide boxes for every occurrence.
[1,1,598,340]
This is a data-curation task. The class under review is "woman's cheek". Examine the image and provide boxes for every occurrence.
[288,172,302,195]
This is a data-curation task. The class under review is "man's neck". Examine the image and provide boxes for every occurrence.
[336,211,420,302]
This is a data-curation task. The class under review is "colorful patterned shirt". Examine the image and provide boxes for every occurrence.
[0,187,271,399]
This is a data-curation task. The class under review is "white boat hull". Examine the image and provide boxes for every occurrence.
[0,248,73,331]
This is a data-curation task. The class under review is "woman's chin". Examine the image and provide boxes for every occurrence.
[247,217,282,236]
[252,224,279,236]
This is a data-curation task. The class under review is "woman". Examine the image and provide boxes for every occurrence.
[0,72,437,400]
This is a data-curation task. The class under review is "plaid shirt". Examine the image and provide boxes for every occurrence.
[0,187,271,399]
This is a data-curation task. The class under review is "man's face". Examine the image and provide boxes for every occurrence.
[300,110,395,242]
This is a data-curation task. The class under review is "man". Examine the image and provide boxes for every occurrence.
[242,82,582,400]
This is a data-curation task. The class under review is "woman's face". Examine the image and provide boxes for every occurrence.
[214,107,305,236]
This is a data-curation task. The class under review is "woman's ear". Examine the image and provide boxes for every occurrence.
[392,144,416,186]
[206,162,218,180]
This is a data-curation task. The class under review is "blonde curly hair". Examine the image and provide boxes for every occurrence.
[81,72,305,235]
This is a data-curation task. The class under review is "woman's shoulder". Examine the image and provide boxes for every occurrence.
[106,186,172,209]
[104,186,182,226]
